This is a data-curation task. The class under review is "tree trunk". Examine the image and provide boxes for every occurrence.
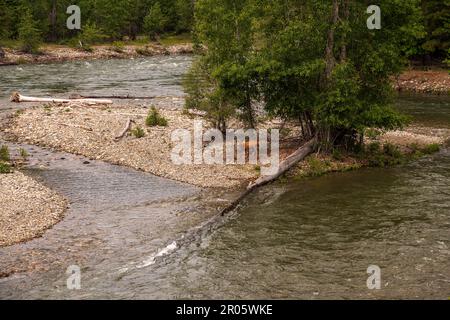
[340,0,350,62]
[324,0,339,81]
[50,0,57,42]
[220,137,317,216]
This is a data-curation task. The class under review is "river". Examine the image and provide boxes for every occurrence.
[0,57,449,299]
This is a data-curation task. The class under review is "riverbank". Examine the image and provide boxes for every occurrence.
[0,170,67,247]
[394,69,450,94]
[1,44,448,95]
[0,43,193,65]
[4,102,449,189]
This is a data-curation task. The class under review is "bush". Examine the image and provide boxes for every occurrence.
[110,41,125,53]
[383,143,402,159]
[332,148,344,161]
[307,156,328,177]
[366,142,381,155]
[131,126,146,138]
[0,162,11,174]
[77,22,106,51]
[0,145,10,162]
[146,106,168,127]
[19,148,29,160]
[136,46,154,56]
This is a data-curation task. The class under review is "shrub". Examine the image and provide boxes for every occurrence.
[366,142,381,155]
[0,145,10,162]
[136,46,154,56]
[365,128,381,140]
[77,22,106,51]
[110,41,125,53]
[383,143,402,159]
[146,106,168,127]
[0,162,11,174]
[307,156,328,177]
[19,148,29,160]
[332,148,344,161]
[131,126,146,138]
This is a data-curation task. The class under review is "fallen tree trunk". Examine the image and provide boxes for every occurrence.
[220,137,317,216]
[69,94,160,100]
[0,62,18,67]
[10,92,113,105]
[114,118,135,141]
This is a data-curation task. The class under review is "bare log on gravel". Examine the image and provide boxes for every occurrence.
[114,118,135,141]
[220,137,317,216]
[10,92,113,105]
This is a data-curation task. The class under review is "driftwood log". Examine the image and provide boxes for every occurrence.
[10,92,113,105]
[70,94,159,100]
[220,137,317,216]
[115,118,135,141]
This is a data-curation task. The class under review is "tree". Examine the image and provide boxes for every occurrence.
[17,7,42,53]
[420,0,450,61]
[143,2,169,40]
[175,0,194,33]
[77,21,107,51]
[188,0,423,150]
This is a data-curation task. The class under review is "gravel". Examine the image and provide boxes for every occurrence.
[0,171,67,247]
[6,104,259,188]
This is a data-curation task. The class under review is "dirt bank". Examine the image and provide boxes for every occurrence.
[394,69,450,94]
[0,171,67,247]
[0,43,193,65]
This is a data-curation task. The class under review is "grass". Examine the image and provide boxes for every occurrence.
[159,33,192,46]
[146,106,168,127]
[421,143,440,154]
[19,148,29,160]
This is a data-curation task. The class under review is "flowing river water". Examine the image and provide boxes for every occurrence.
[0,56,449,299]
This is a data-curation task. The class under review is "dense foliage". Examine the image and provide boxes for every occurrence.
[0,0,194,44]
[185,0,427,150]
[0,0,447,65]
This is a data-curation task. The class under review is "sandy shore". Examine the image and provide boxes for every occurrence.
[0,171,67,247]
[0,43,193,65]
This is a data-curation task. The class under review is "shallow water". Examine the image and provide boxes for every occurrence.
[0,142,231,299]
[0,58,449,299]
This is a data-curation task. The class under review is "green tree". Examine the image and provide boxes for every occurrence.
[143,2,169,40]
[175,0,194,33]
[189,0,423,149]
[77,21,107,51]
[420,0,450,61]
[17,7,42,53]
